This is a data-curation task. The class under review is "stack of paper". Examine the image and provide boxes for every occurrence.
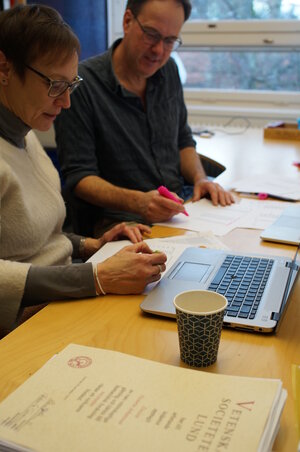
[0,344,287,452]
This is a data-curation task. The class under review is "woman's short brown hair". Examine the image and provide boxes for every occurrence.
[0,4,80,78]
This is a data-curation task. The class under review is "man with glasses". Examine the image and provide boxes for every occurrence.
[55,0,234,237]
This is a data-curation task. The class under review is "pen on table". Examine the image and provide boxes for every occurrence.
[157,185,189,216]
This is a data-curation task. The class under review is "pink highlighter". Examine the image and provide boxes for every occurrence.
[157,185,189,216]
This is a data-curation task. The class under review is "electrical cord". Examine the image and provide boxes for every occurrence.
[192,116,252,137]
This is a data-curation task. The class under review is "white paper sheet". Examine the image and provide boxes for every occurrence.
[231,175,300,201]
[154,198,290,235]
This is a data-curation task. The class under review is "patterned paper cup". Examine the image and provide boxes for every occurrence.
[173,290,228,367]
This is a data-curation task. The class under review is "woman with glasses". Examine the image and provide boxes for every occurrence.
[0,4,166,336]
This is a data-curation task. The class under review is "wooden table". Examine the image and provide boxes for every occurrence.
[195,126,300,188]
[0,129,300,451]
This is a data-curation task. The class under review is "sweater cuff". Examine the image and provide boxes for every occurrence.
[22,263,96,306]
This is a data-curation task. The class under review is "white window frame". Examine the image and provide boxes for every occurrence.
[107,1,300,125]
[181,19,300,47]
[180,19,300,125]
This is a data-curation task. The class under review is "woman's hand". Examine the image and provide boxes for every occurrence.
[95,242,167,295]
[99,222,151,246]
[83,222,151,259]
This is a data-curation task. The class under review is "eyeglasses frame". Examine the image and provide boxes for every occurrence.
[134,16,182,52]
[25,64,83,98]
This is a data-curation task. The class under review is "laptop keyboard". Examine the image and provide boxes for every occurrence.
[208,255,274,319]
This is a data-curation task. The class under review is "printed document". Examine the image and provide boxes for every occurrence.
[0,344,287,452]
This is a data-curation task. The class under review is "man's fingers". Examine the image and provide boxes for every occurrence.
[208,184,219,206]
[156,194,185,214]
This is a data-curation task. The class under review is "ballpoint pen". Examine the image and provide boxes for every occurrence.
[157,185,189,216]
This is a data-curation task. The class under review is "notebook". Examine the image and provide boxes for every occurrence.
[140,245,300,333]
[260,205,300,245]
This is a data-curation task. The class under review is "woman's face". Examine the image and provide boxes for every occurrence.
[6,51,78,131]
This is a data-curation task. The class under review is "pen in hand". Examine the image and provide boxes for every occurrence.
[157,186,189,216]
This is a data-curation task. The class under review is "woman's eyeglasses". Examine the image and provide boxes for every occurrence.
[25,64,83,98]
[134,16,182,52]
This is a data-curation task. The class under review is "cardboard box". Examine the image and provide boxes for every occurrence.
[264,122,300,141]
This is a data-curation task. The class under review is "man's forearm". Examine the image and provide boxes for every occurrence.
[74,175,146,214]
[180,147,207,184]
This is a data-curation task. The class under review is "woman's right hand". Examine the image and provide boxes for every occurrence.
[94,242,167,295]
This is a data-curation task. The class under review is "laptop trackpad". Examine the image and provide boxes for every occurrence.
[170,262,210,283]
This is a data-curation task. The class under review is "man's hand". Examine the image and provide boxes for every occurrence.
[138,190,186,223]
[193,179,235,206]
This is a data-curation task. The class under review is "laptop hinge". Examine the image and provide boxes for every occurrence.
[271,312,280,321]
[286,261,299,270]
[273,256,299,322]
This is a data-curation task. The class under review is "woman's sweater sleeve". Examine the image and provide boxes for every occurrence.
[64,232,83,259]
[0,260,31,330]
[21,263,97,306]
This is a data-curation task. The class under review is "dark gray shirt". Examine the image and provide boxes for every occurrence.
[55,39,196,225]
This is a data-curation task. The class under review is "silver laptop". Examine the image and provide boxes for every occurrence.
[260,205,300,245]
[140,245,299,333]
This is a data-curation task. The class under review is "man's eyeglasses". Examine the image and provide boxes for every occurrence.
[134,16,182,52]
[25,64,83,98]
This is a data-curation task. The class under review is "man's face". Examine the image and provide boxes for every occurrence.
[123,0,185,79]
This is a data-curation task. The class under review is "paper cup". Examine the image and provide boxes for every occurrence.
[173,290,227,367]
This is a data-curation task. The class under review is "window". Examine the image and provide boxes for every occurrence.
[190,1,300,20]
[180,1,300,124]
[108,0,300,125]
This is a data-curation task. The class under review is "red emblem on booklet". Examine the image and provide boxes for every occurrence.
[68,356,92,368]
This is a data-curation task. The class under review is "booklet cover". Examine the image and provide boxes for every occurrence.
[0,344,286,452]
